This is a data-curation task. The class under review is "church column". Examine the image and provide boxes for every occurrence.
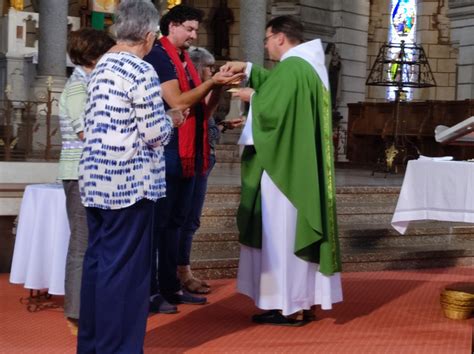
[239,0,267,65]
[28,0,68,158]
[332,0,370,161]
[448,0,474,99]
[34,0,68,94]
[225,0,266,123]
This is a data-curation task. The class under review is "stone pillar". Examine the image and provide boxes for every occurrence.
[240,0,267,66]
[448,0,474,99]
[333,0,370,161]
[34,0,68,95]
[29,0,68,158]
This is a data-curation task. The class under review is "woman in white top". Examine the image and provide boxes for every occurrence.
[58,27,115,332]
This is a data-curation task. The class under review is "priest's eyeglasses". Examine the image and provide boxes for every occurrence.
[263,33,276,44]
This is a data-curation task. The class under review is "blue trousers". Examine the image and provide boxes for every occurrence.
[151,173,196,296]
[178,155,215,265]
[77,199,154,354]
[151,150,214,297]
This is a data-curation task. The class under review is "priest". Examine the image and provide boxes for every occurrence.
[221,15,343,326]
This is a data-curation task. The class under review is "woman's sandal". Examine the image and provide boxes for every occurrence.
[66,318,79,336]
[199,279,211,288]
[183,278,211,294]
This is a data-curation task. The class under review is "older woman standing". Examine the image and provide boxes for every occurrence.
[77,1,183,352]
[58,27,115,332]
[177,47,243,294]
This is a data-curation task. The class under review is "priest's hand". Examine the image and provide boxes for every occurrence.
[232,88,255,103]
[220,61,247,74]
[211,71,245,86]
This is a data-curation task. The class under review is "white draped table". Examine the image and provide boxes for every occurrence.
[10,183,70,295]
[391,160,474,234]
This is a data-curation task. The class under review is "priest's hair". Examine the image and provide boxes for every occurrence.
[266,15,304,44]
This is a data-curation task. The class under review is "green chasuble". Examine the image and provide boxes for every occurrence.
[237,56,342,276]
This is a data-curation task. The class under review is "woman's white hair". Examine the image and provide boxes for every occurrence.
[189,46,215,77]
[114,0,159,43]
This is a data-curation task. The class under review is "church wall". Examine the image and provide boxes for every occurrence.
[415,0,457,101]
[448,0,474,100]
[185,0,240,60]
[330,1,370,160]
[366,0,392,102]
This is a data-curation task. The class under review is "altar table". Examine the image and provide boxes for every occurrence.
[9,183,70,295]
[391,159,474,234]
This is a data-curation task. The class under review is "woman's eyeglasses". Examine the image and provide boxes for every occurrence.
[205,64,216,73]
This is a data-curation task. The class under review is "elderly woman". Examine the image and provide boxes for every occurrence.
[58,27,115,332]
[77,1,183,352]
[177,47,243,294]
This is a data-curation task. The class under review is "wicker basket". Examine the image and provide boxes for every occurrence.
[441,305,472,320]
[440,284,474,320]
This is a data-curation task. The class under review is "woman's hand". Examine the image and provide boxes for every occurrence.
[218,117,245,132]
[232,88,255,103]
[167,108,187,128]
[226,117,245,129]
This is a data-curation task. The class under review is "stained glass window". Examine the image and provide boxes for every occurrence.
[387,0,417,100]
[391,0,416,40]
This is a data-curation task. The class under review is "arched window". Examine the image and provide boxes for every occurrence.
[388,0,417,100]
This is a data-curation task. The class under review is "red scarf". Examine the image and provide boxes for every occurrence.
[160,36,210,177]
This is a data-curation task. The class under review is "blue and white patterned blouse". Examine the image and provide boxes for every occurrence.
[78,52,173,210]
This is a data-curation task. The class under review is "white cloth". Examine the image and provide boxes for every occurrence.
[10,184,70,295]
[237,63,254,146]
[392,159,474,234]
[417,155,453,161]
[237,41,343,315]
[238,172,343,315]
[237,104,254,146]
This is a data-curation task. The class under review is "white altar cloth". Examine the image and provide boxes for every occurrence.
[9,183,70,295]
[391,160,474,234]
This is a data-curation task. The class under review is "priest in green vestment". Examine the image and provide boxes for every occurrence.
[221,15,343,326]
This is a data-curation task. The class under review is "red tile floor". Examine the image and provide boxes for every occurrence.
[1,267,472,353]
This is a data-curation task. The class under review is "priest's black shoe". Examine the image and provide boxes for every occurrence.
[252,310,308,327]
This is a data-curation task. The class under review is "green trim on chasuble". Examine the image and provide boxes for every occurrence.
[236,57,341,275]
